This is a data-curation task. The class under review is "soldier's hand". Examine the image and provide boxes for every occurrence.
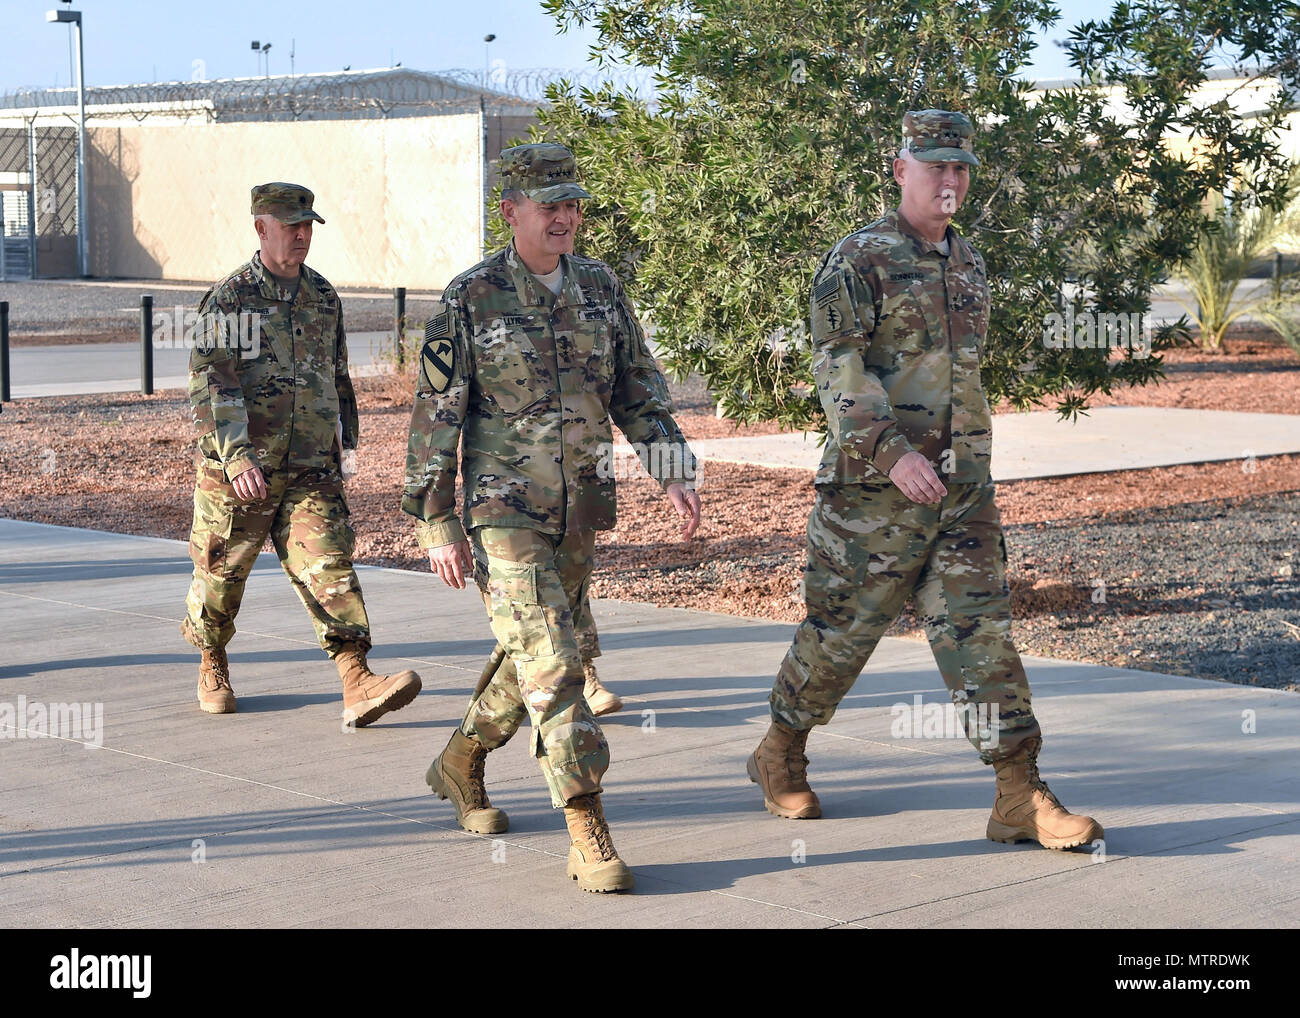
[231,465,267,502]
[667,483,702,540]
[340,448,357,481]
[889,451,948,504]
[427,539,474,589]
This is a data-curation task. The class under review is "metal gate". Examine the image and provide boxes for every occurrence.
[0,124,78,280]
[0,127,34,279]
[1,189,34,279]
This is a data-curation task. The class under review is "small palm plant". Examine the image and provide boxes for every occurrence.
[1174,162,1300,354]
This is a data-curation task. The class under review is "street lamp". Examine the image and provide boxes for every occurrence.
[46,4,87,277]
[484,34,496,87]
[251,40,271,77]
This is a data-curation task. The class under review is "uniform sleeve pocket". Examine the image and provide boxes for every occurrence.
[191,401,217,438]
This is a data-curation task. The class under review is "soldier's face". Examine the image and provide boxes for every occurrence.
[895,155,971,223]
[256,215,312,273]
[502,196,582,268]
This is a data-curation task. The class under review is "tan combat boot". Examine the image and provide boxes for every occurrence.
[424,730,509,834]
[197,647,237,714]
[564,793,634,893]
[336,642,422,728]
[582,660,623,716]
[987,737,1104,850]
[747,720,821,819]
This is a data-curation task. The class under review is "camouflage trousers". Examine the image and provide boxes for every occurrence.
[772,479,1040,763]
[461,526,608,807]
[180,460,371,657]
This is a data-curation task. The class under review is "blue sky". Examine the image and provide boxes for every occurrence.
[0,0,1182,92]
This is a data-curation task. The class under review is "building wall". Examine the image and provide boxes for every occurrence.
[86,114,483,289]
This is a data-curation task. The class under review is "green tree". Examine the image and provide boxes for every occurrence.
[518,0,1298,428]
[1175,162,1300,352]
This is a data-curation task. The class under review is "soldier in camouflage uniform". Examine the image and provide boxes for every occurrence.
[182,182,421,728]
[403,144,702,892]
[749,112,1104,850]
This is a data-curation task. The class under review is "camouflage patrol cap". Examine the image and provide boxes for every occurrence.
[499,143,592,203]
[250,182,325,224]
[901,110,980,167]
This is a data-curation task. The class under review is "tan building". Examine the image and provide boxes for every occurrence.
[1032,66,1300,254]
[0,68,539,286]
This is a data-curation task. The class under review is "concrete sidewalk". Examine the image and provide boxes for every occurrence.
[1,518,1296,928]
[676,407,1300,481]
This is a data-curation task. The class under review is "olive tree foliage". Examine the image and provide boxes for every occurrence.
[516,0,1300,427]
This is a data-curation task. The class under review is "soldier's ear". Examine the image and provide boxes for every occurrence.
[892,156,908,188]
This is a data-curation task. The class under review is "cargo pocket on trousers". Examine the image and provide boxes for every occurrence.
[802,504,868,622]
[486,560,557,660]
[191,502,234,575]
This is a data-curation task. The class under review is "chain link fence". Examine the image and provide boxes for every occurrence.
[0,66,657,122]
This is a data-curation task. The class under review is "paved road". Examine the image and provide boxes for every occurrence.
[0,278,439,335]
[1,518,1296,928]
[5,332,392,398]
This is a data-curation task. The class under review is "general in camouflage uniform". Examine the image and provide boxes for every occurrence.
[403,144,702,892]
[182,181,421,728]
[748,112,1104,851]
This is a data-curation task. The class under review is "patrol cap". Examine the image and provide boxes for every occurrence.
[901,110,979,167]
[499,143,592,203]
[250,182,326,224]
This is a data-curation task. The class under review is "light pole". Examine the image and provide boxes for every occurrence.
[251,40,271,76]
[46,4,87,278]
[484,34,496,88]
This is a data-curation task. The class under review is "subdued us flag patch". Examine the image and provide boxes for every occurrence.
[421,309,455,393]
[812,269,851,337]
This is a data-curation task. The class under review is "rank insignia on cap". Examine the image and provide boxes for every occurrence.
[421,310,455,393]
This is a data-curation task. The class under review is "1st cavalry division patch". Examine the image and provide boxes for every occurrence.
[421,310,455,393]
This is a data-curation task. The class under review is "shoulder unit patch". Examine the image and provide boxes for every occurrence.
[421,310,456,393]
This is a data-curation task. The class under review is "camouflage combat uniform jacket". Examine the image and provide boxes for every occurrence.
[189,251,359,482]
[811,208,993,485]
[403,242,693,548]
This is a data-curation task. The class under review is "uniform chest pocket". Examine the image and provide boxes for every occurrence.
[573,308,612,357]
[235,305,290,382]
[572,312,614,389]
[945,273,989,354]
[876,282,943,357]
[244,305,292,367]
[303,302,340,364]
[477,327,547,415]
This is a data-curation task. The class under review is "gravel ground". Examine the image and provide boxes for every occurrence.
[576,465,1300,691]
[1003,494,1299,689]
[2,350,1297,690]
[996,336,1300,416]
